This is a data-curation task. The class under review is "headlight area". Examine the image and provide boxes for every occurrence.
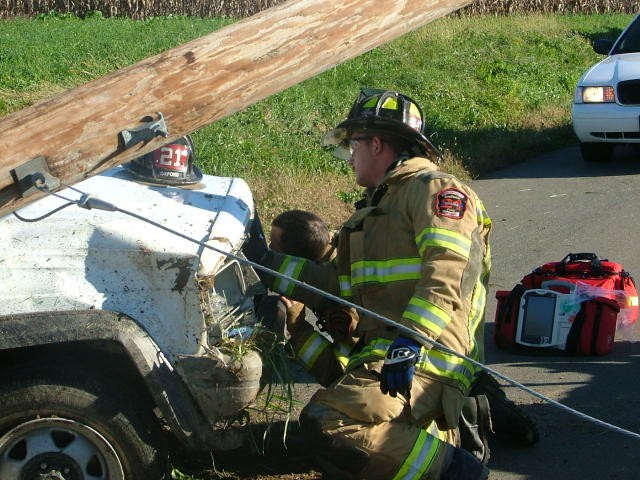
[198,257,263,344]
[574,85,616,103]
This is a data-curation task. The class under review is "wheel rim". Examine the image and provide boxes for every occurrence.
[0,418,124,480]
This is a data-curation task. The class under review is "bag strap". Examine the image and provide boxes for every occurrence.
[501,284,526,324]
[590,303,603,355]
[494,284,526,350]
[565,305,586,355]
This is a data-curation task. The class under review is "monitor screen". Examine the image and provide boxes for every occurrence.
[520,293,556,345]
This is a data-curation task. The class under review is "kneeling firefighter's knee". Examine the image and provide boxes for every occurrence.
[299,402,369,475]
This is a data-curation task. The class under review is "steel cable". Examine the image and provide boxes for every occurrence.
[23,182,640,442]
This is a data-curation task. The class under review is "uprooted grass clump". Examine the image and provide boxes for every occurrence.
[217,326,301,448]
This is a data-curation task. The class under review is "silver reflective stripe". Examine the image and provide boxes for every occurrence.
[391,430,439,480]
[416,228,471,258]
[346,338,392,369]
[339,275,353,296]
[417,350,475,388]
[404,297,450,335]
[274,256,305,296]
[351,259,421,285]
[299,332,330,368]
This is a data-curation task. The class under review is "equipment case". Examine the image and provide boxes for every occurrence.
[493,253,637,355]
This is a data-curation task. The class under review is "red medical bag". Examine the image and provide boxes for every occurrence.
[520,253,638,321]
[493,253,637,356]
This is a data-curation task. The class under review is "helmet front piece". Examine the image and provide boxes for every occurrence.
[125,135,203,186]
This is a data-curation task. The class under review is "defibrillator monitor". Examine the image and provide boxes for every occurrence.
[516,289,574,349]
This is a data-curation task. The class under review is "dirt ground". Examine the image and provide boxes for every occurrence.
[171,360,324,480]
[172,422,322,479]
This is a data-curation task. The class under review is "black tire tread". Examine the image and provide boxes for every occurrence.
[0,364,168,479]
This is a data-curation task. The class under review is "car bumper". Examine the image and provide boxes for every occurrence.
[572,103,640,143]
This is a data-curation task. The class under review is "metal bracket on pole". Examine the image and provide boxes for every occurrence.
[119,112,168,149]
[11,156,60,197]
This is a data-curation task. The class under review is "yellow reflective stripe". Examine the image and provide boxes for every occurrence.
[404,296,451,337]
[417,349,476,391]
[333,341,352,367]
[425,420,448,442]
[338,275,353,297]
[416,227,471,258]
[273,256,306,296]
[391,429,440,480]
[477,201,492,227]
[346,338,392,369]
[468,281,487,362]
[629,295,639,307]
[351,258,421,286]
[469,281,486,338]
[484,245,492,272]
[298,331,330,369]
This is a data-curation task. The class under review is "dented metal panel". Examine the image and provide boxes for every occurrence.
[0,167,254,359]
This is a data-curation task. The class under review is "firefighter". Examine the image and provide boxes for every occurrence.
[244,88,492,479]
[267,213,538,449]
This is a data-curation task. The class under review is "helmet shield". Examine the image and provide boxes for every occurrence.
[323,88,442,161]
[125,135,203,186]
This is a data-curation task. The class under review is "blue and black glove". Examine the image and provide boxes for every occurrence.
[242,211,269,264]
[380,336,421,398]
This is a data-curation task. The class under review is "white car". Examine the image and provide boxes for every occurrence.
[572,14,640,162]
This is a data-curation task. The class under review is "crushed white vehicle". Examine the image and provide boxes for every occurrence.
[0,152,266,479]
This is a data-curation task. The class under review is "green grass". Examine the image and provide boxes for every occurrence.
[0,13,634,226]
[196,13,633,179]
[0,14,233,109]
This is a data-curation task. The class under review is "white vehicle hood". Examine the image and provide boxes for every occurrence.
[579,52,640,85]
[0,167,254,357]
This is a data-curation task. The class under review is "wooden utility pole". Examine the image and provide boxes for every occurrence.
[0,0,471,217]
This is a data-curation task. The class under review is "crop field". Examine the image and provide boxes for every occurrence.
[1,0,637,18]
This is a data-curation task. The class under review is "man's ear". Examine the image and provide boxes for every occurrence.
[372,136,384,154]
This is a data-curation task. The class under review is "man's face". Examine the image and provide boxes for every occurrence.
[269,225,284,253]
[348,134,391,188]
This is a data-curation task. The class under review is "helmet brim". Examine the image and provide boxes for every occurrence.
[323,117,442,161]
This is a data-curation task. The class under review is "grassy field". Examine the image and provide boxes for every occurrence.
[0,13,633,229]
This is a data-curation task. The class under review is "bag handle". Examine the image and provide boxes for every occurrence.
[558,253,604,276]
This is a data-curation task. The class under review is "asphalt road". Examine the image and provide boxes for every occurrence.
[472,144,640,480]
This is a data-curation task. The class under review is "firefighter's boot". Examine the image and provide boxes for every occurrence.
[441,446,490,480]
[470,371,539,446]
[458,394,492,465]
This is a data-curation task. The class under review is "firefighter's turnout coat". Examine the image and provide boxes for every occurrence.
[262,156,492,479]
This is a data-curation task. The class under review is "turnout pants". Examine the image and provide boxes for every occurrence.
[300,359,465,480]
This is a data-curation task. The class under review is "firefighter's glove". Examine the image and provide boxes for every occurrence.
[242,211,269,264]
[317,305,358,341]
[380,336,420,398]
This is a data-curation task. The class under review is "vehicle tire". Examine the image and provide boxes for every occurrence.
[0,365,168,480]
[579,142,613,162]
